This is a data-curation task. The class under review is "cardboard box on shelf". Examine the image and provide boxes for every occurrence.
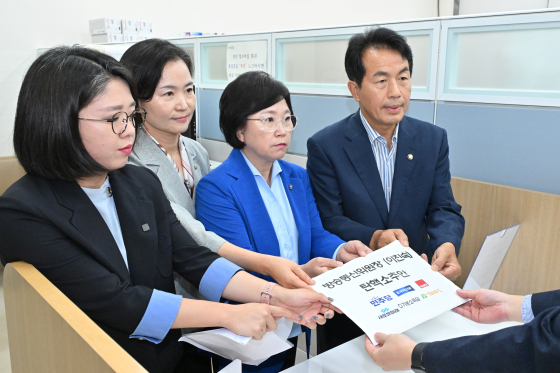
[89,18,121,35]
[122,19,139,35]
[91,33,124,44]
[138,21,153,35]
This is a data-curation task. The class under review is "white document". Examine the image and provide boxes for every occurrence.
[219,359,242,372]
[180,317,293,366]
[226,41,267,82]
[311,241,467,344]
[463,224,520,290]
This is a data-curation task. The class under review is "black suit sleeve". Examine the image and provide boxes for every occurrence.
[307,136,376,245]
[422,291,560,373]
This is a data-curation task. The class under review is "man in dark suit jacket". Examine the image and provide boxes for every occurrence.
[307,27,465,352]
[367,288,560,372]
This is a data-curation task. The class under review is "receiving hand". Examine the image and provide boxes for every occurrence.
[222,303,299,340]
[270,287,340,329]
[365,333,417,371]
[336,240,373,263]
[265,256,316,290]
[452,289,524,324]
[300,257,343,278]
[370,229,409,251]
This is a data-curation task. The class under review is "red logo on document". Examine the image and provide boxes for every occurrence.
[415,279,428,288]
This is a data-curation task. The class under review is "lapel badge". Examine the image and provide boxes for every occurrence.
[142,224,150,232]
[194,164,198,170]
[190,152,194,156]
[407,154,413,160]
[289,184,293,190]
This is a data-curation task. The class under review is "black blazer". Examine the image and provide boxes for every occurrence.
[423,290,560,372]
[0,165,221,373]
[307,111,465,258]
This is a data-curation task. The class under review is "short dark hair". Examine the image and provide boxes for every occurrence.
[219,71,293,149]
[345,27,413,87]
[120,38,194,101]
[14,45,138,181]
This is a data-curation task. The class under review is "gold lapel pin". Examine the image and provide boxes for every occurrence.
[289,185,293,190]
[407,154,413,160]
[194,164,198,170]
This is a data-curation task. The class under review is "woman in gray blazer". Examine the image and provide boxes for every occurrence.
[122,39,324,296]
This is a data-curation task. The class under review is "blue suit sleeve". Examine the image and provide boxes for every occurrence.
[424,129,465,255]
[130,290,182,343]
[196,176,255,252]
[301,169,345,259]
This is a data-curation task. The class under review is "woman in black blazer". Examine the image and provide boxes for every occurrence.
[0,46,335,373]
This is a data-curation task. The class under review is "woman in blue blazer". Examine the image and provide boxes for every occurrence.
[195,71,372,372]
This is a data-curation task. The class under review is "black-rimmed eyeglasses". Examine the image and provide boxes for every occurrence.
[79,109,147,135]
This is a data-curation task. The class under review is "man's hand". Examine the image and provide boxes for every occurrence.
[369,229,409,251]
[300,257,343,278]
[365,333,417,371]
[336,240,373,263]
[452,289,524,324]
[429,242,461,280]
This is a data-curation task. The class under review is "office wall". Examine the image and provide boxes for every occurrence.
[459,0,551,15]
[0,0,449,157]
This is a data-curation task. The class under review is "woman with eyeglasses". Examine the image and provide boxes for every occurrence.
[0,46,338,373]
[195,71,372,372]
[121,40,316,299]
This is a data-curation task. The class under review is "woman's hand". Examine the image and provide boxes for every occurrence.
[270,287,340,329]
[452,289,524,324]
[300,257,343,278]
[262,255,316,290]
[336,240,373,263]
[220,303,299,340]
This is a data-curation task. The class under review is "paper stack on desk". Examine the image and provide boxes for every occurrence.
[180,317,293,365]
[311,241,468,343]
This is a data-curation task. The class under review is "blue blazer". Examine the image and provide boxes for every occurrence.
[196,149,344,281]
[423,290,560,372]
[307,111,465,258]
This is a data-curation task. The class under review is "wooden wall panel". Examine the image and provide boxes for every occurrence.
[4,262,147,373]
[0,156,25,195]
[451,177,560,295]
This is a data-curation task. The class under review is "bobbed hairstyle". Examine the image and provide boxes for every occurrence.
[219,71,293,149]
[120,38,194,101]
[345,27,413,87]
[14,45,138,181]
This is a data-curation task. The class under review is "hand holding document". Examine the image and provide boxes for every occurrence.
[311,241,468,343]
[180,317,293,366]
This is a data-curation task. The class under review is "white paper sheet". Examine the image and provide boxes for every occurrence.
[180,317,293,365]
[311,241,467,344]
[463,224,520,290]
[219,359,241,372]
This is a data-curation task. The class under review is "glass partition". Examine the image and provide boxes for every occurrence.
[273,23,438,99]
[439,13,560,106]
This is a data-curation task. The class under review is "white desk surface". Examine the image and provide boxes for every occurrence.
[283,310,521,373]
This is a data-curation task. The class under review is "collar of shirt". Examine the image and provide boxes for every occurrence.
[359,109,399,147]
[81,177,111,203]
[240,151,283,184]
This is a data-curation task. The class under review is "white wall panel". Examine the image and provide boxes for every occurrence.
[459,0,549,15]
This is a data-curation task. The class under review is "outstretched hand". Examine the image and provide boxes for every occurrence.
[265,256,316,290]
[337,240,373,263]
[452,289,524,324]
[365,333,416,371]
[271,287,340,329]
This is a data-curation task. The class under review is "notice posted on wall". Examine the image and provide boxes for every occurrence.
[311,241,468,344]
[226,41,267,82]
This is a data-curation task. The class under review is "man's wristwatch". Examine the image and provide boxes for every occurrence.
[411,342,429,372]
